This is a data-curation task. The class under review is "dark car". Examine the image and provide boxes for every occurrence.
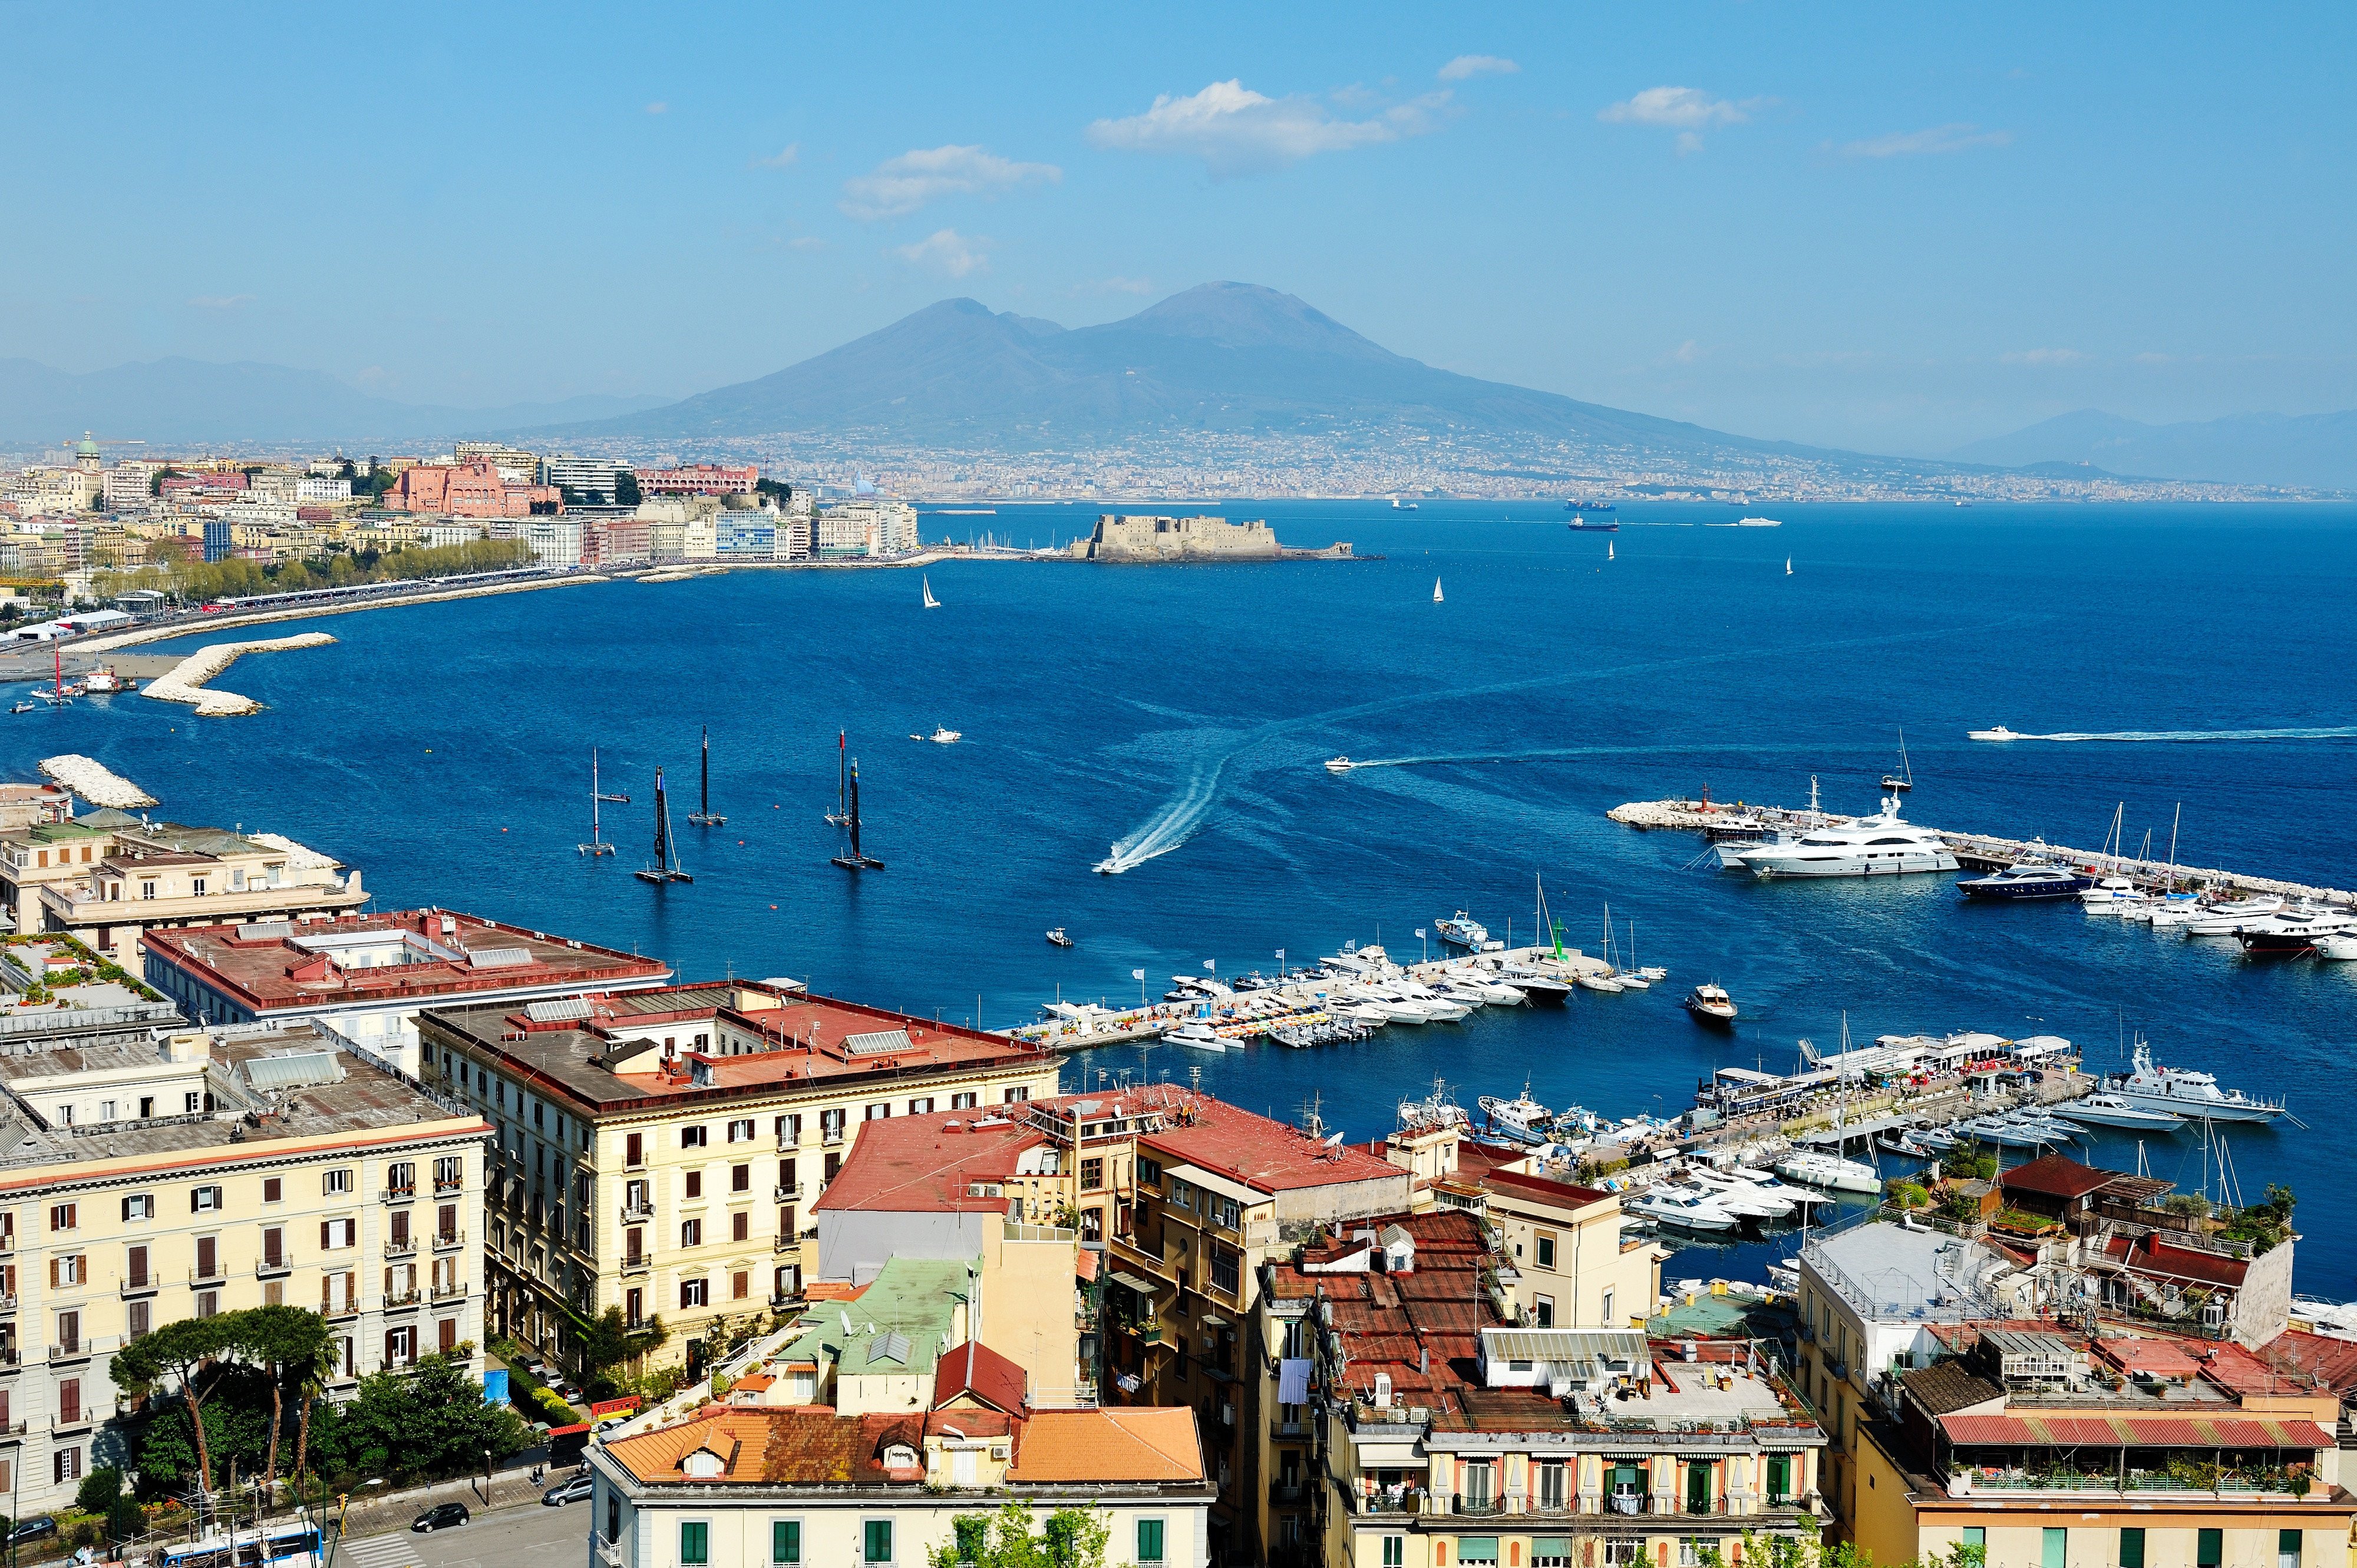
[542,1473,594,1507]
[6,1519,55,1548]
[411,1503,471,1533]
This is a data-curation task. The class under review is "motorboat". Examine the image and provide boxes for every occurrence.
[1626,1186,1741,1233]
[1429,980,1493,1010]
[1335,999,1394,1027]
[1347,986,1435,1025]
[2080,876,2148,915]
[1724,795,1959,878]
[1166,1022,1227,1052]
[1611,969,1652,991]
[1968,727,2023,742]
[1681,1167,1797,1220]
[911,726,961,744]
[81,665,134,694]
[1397,1083,1472,1133]
[1435,910,1490,949]
[1325,757,1356,774]
[1500,968,1572,1004]
[2235,906,2356,956]
[1478,1088,1555,1145]
[1725,1166,1836,1213]
[2143,895,2211,929]
[1574,969,1625,993]
[1683,983,1737,1024]
[2319,935,2357,962]
[2181,897,2285,936]
[2104,1038,2285,1123]
[1772,1150,1881,1194]
[1950,1114,2072,1150]
[7,701,34,715]
[1441,968,1526,1005]
[1045,927,1074,948]
[1389,982,1470,1021]
[1959,853,2094,900]
[2052,1094,2186,1131]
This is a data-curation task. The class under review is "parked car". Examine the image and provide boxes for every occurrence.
[411,1503,471,1533]
[543,1473,594,1507]
[7,1519,56,1548]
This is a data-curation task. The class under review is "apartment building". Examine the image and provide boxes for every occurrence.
[1271,1207,1828,1568]
[1848,1326,2353,1568]
[6,813,368,968]
[590,1400,1211,1568]
[141,908,672,1074]
[0,1022,490,1516]
[637,464,758,498]
[542,454,635,500]
[410,983,1061,1378]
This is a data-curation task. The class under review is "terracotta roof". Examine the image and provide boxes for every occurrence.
[1999,1154,2118,1201]
[1940,1412,2333,1449]
[1008,1408,1204,1483]
[1129,1090,1404,1196]
[811,1110,1041,1214]
[933,1338,1029,1415]
[1899,1361,2005,1415]
[2102,1232,2252,1288]
[2261,1329,2357,1394]
[1483,1167,1613,1209]
[2094,1337,2203,1381]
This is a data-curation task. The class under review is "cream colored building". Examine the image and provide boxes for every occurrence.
[1463,1166,1661,1330]
[0,1022,489,1516]
[412,984,1063,1379]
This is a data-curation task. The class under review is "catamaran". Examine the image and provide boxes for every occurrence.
[686,727,725,826]
[830,757,885,870]
[633,768,692,884]
[827,731,849,827]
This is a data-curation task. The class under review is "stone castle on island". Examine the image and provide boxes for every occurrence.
[1067,513,1355,562]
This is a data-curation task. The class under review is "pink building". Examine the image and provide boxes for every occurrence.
[583,517,651,565]
[385,460,561,518]
[638,463,758,497]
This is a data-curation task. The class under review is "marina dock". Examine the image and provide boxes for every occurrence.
[1610,795,2356,909]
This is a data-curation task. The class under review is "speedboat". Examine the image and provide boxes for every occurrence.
[1390,982,1469,1021]
[1626,1186,1740,1233]
[2235,906,2356,956]
[1968,727,2023,742]
[1045,927,1074,948]
[1166,1023,1227,1052]
[1499,968,1572,1004]
[2181,897,2285,936]
[1959,853,2094,900]
[1681,1168,1797,1220]
[1683,983,1737,1024]
[2107,1038,2282,1121]
[1950,1114,2064,1149]
[2319,935,2357,961]
[928,727,961,744]
[1772,1150,1881,1194]
[1347,986,1434,1025]
[2144,895,2211,929]
[1325,757,1356,774]
[1429,980,1493,1010]
[2080,876,2147,915]
[1725,1166,1836,1213]
[1435,910,1490,949]
[1724,795,1959,878]
[2053,1094,2186,1131]
[1441,968,1526,1004]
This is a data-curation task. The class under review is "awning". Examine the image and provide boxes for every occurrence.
[1198,1313,1229,1328]
[1107,1270,1164,1295]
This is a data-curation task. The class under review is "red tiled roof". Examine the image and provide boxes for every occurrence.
[1941,1413,2333,1449]
[1131,1090,1404,1196]
[2102,1232,2252,1288]
[933,1338,1028,1415]
[2262,1330,2357,1394]
[811,1110,1042,1214]
[2095,1338,2202,1380]
[1483,1167,1613,1209]
[1999,1153,2117,1201]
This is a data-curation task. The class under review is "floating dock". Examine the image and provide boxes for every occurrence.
[1611,796,2355,909]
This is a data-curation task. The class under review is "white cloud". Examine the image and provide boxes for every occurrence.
[1836,123,2012,158]
[187,293,253,311]
[840,145,1060,220]
[1087,79,1448,176]
[1671,339,1703,365]
[644,101,668,115]
[752,143,800,169]
[2001,348,2088,367]
[1674,131,1705,157]
[894,228,991,278]
[1599,85,1752,130]
[1438,54,1520,82]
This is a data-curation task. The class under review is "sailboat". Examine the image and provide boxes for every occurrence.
[826,731,849,827]
[1881,728,1914,794]
[686,727,726,826]
[830,758,886,870]
[1784,556,1792,576]
[922,575,940,609]
[1606,540,1615,561]
[577,749,618,856]
[1432,577,1444,603]
[634,768,692,884]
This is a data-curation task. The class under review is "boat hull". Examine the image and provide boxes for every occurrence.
[1960,873,2094,899]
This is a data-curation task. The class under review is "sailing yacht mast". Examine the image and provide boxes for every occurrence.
[827,731,849,827]
[579,750,615,856]
[688,727,725,826]
[831,758,885,870]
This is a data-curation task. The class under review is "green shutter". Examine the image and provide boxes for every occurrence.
[1534,1541,1573,1563]
[1137,1521,1165,1566]
[774,1521,801,1566]
[2200,1531,2223,1568]
[867,1520,894,1564]
[2042,1528,2065,1568]
[2281,1533,2301,1566]
[1458,1539,1500,1564]
[680,1523,709,1567]
[2120,1530,2144,1568]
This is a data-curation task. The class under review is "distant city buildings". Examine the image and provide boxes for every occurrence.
[639,462,758,497]
[384,458,562,517]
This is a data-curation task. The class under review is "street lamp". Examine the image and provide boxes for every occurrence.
[484,1450,493,1507]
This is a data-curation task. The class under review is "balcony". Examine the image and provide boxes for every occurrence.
[188,1264,229,1289]
[1450,1496,1505,1518]
[381,1188,417,1206]
[1270,1481,1306,1504]
[0,1350,21,1375]
[48,1341,94,1365]
[1272,1418,1308,1439]
[620,1256,651,1277]
[117,1276,154,1299]
[255,1255,293,1279]
[775,1133,802,1153]
[432,1229,467,1253]
[773,1235,800,1254]
[0,1419,25,1441]
[384,1237,418,1259]
[774,1181,804,1203]
[322,1300,361,1323]
[595,1534,626,1568]
[435,1175,463,1196]
[384,1290,422,1311]
[1356,1491,1423,1517]
[430,1282,468,1303]
[619,1199,655,1224]
[49,1411,93,1435]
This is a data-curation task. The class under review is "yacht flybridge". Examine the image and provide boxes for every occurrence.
[1720,795,1959,878]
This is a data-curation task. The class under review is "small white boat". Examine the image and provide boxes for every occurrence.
[1681,1168,1795,1220]
[2181,896,2284,936]
[1683,983,1737,1023]
[1968,727,2023,742]
[1772,1150,1881,1195]
[1479,1087,1554,1144]
[1432,577,1444,603]
[2318,934,2357,961]
[1166,1022,1226,1052]
[1045,927,1074,948]
[1574,969,1624,994]
[1325,757,1356,774]
[1733,516,1782,527]
[1626,1186,1740,1233]
[1784,557,1792,576]
[910,725,962,744]
[922,576,940,609]
[2080,876,2147,914]
[2053,1093,2185,1131]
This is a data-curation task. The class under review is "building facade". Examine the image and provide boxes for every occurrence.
[638,464,758,498]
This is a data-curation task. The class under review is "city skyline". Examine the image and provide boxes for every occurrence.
[3,4,2352,458]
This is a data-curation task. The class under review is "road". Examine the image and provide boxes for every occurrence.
[336,1498,590,1568]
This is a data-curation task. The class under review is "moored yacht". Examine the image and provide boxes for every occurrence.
[1771,1150,1881,1194]
[2181,897,2284,936]
[2106,1038,2284,1122]
[1959,853,2094,900]
[2052,1093,2187,1131]
[1478,1086,1554,1144]
[2235,905,2356,956]
[1435,910,1490,949]
[1725,796,1959,878]
[1626,1186,1740,1233]
[2080,876,2148,915]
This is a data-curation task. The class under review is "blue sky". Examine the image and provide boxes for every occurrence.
[4,2,2351,454]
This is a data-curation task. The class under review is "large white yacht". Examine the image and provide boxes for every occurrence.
[1722,795,1959,879]
[2107,1038,2284,1123]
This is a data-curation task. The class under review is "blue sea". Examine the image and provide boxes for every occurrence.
[22,503,2357,1293]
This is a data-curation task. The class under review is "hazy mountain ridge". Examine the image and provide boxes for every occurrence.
[0,356,668,448]
[1952,407,2357,490]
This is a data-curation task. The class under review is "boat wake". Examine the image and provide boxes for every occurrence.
[1093,758,1226,874]
[1985,727,2357,744]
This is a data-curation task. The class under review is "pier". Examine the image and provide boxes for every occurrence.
[140,632,336,717]
[1610,795,2356,909]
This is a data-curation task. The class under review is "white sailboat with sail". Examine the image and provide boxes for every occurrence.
[922,576,940,609]
[1432,577,1444,603]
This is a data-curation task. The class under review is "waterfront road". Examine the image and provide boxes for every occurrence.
[336,1494,590,1568]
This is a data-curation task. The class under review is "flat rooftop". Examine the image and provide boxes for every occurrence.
[0,1024,485,1179]
[144,908,671,1014]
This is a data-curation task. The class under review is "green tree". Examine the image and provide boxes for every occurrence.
[104,1497,144,1549]
[929,1503,1111,1568]
[111,1316,236,1509]
[580,1306,668,1381]
[313,1352,527,1487]
[614,471,642,506]
[244,1305,334,1493]
[74,1465,123,1514]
